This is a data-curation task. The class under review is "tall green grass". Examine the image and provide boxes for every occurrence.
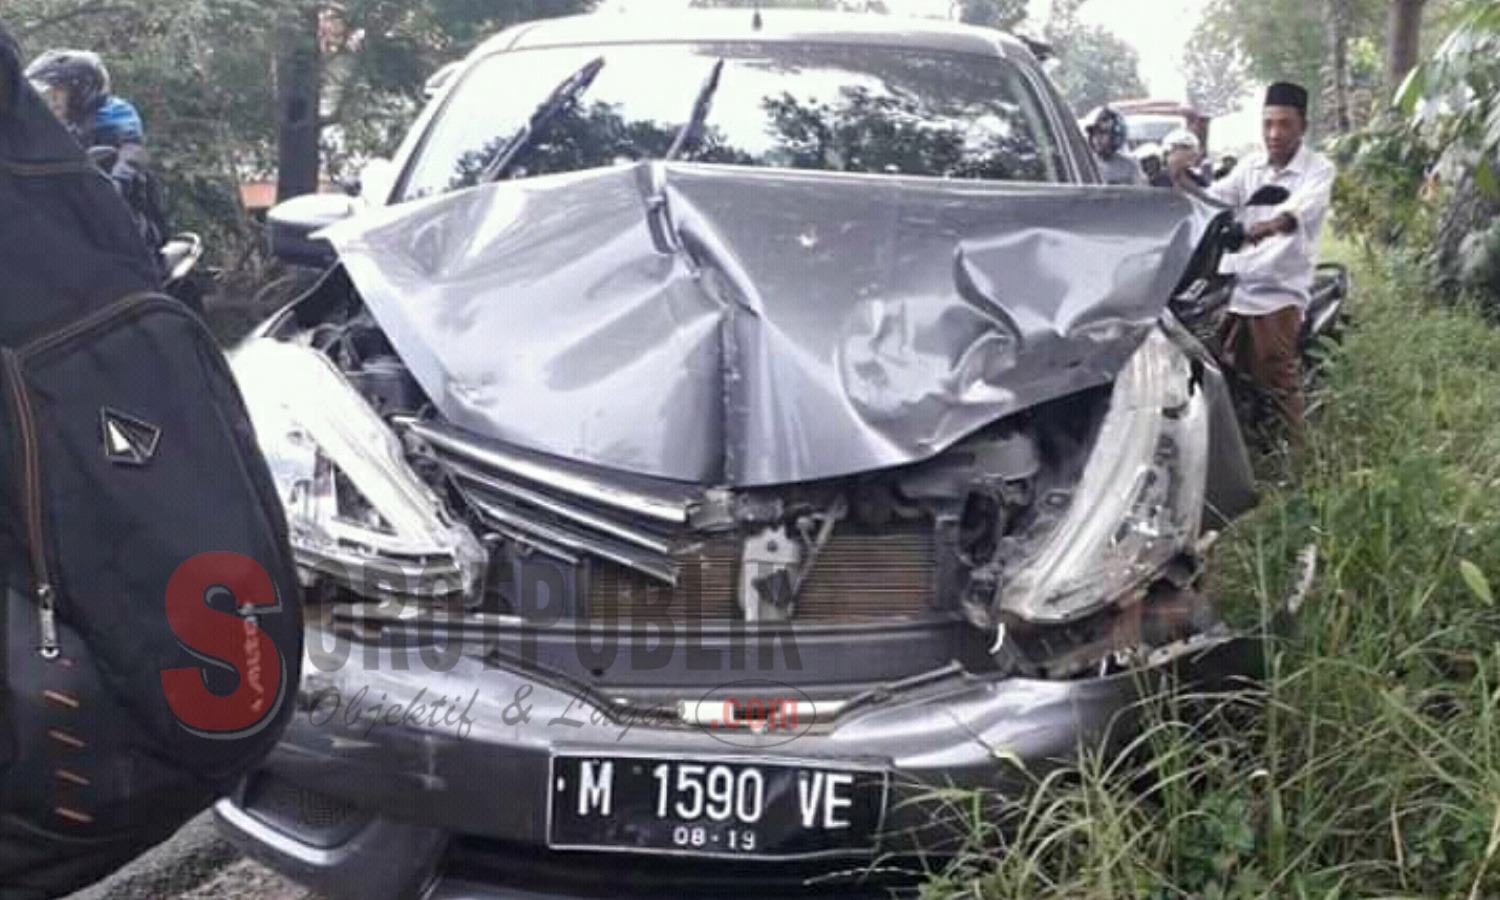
[920,243,1500,900]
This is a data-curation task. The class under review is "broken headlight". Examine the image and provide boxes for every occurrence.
[998,326,1209,624]
[228,339,485,602]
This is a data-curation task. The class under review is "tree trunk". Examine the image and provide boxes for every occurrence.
[1322,0,1352,135]
[1435,170,1500,298]
[1387,0,1426,89]
[275,2,322,202]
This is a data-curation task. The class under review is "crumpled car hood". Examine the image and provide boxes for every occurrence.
[320,162,1211,487]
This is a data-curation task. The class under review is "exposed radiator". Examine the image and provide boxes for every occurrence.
[418,421,939,623]
[588,524,936,623]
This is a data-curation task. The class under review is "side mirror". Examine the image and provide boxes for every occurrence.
[1247,184,1290,206]
[265,192,358,269]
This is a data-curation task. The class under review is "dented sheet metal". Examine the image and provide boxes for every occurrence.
[320,162,1210,486]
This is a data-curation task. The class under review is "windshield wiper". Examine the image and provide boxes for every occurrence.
[663,58,725,161]
[482,55,606,183]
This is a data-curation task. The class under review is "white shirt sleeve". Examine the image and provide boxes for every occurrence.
[1274,154,1335,239]
[1205,162,1245,207]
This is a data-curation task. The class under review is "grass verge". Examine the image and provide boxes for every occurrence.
[919,241,1500,899]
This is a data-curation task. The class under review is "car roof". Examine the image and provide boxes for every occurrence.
[476,10,1035,62]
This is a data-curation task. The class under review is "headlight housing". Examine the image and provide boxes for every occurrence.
[998,326,1209,624]
[229,339,485,602]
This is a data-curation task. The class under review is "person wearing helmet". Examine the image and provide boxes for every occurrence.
[1082,106,1143,186]
[26,50,142,166]
[1133,142,1171,187]
[25,49,167,252]
[1162,127,1209,187]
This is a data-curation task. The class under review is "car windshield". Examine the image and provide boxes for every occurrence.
[396,41,1066,202]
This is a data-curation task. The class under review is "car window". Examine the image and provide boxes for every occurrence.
[396,41,1067,202]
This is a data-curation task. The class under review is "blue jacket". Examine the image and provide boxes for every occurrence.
[85,96,167,250]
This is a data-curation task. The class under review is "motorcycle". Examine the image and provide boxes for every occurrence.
[86,144,209,317]
[1168,179,1350,451]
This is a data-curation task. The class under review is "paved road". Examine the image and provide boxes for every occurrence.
[63,812,319,900]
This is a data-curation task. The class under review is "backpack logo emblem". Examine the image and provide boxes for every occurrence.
[100,408,162,466]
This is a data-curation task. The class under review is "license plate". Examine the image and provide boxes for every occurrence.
[547,753,888,858]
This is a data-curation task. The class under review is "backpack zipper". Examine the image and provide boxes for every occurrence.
[0,157,97,177]
[20,292,158,361]
[3,347,60,659]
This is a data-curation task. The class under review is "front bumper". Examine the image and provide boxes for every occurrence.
[214,614,1262,900]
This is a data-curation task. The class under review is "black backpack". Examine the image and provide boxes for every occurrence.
[0,24,302,898]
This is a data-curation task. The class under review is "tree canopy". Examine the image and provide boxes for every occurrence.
[1,0,1152,263]
[957,0,1028,31]
[3,0,594,263]
[1192,0,1466,136]
[1041,0,1147,116]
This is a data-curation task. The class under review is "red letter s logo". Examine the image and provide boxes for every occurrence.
[159,552,287,738]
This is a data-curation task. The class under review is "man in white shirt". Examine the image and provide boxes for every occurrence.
[1174,81,1335,448]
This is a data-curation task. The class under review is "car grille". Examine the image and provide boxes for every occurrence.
[588,526,935,622]
[414,421,936,622]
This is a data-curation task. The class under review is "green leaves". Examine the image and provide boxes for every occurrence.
[1387,0,1500,220]
[1401,1,1500,148]
[1395,61,1426,117]
[1339,0,1500,285]
[1461,559,1494,606]
[1477,155,1499,199]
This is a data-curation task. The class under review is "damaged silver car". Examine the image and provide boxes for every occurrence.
[216,10,1268,899]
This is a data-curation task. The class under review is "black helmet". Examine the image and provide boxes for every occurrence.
[24,49,110,125]
[1083,106,1128,155]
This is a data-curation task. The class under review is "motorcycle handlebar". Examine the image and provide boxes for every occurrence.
[1171,170,1229,208]
[1171,168,1291,212]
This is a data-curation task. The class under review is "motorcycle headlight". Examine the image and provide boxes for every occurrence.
[999,326,1209,624]
[228,339,485,602]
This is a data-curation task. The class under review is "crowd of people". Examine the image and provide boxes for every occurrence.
[1080,87,1335,448]
[1080,105,1242,189]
